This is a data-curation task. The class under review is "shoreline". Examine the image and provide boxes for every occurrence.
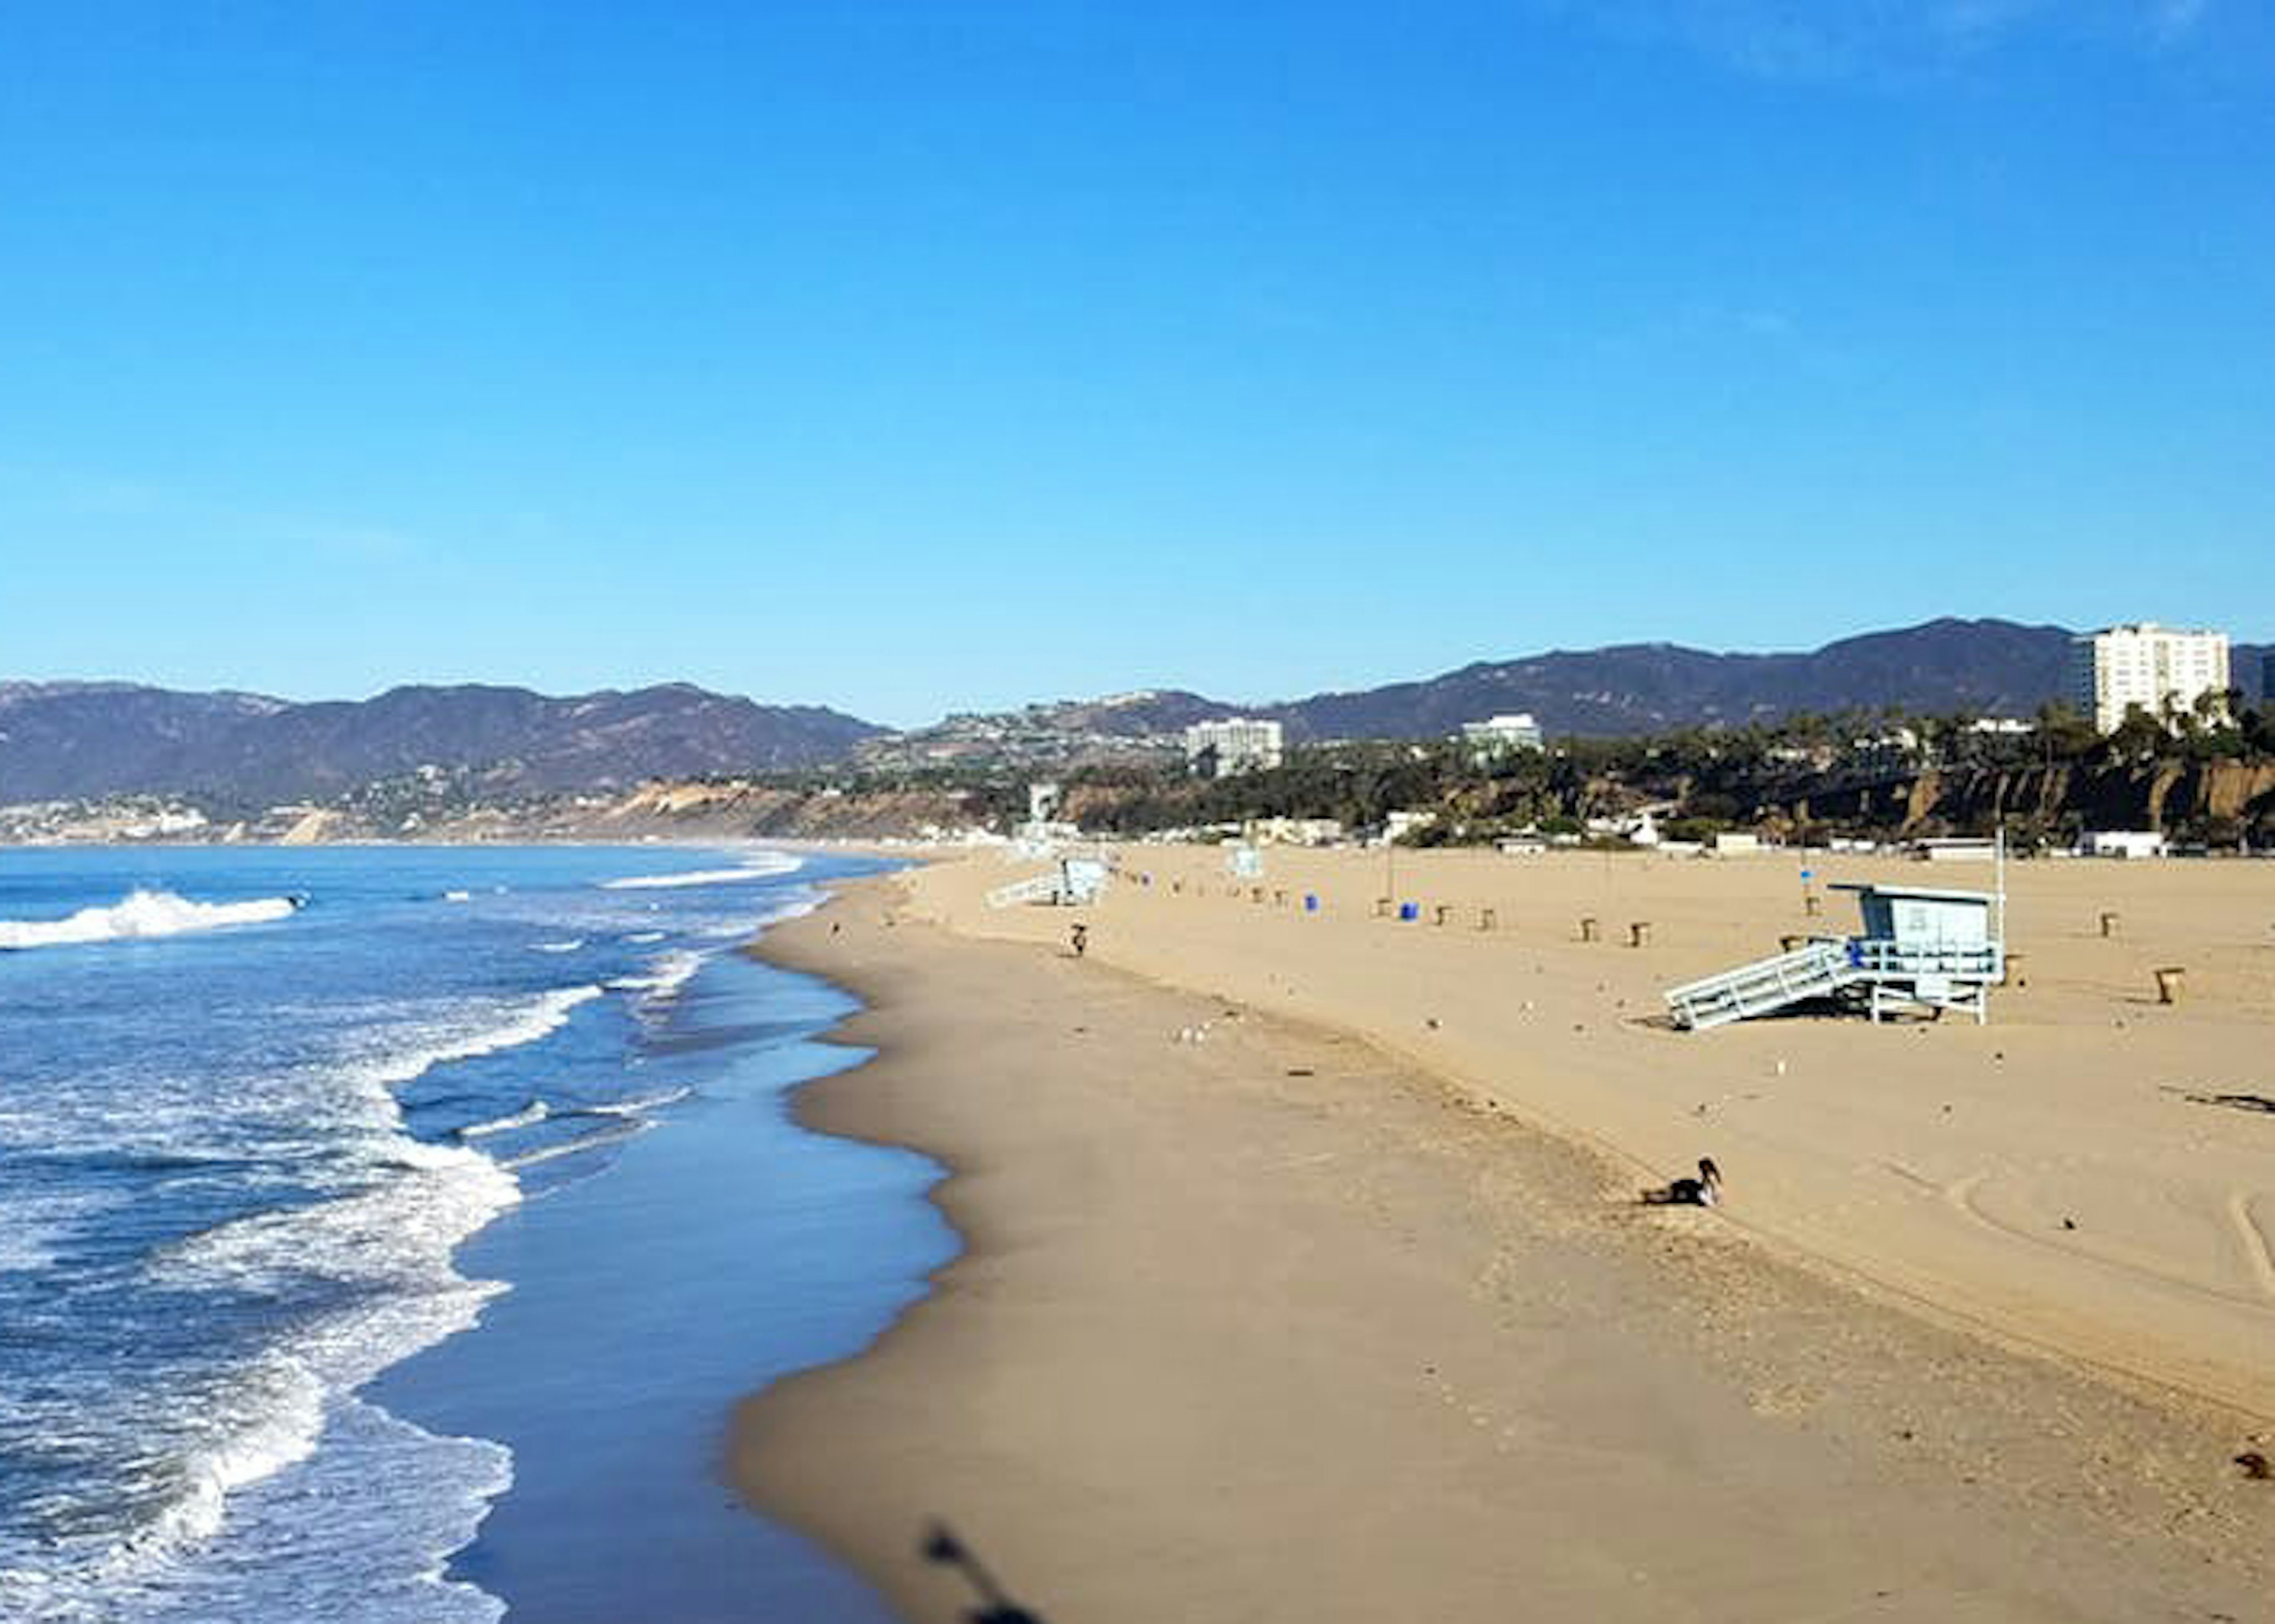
[732,868,2274,1623]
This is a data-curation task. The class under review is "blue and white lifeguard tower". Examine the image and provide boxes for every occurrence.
[1664,874,2008,1031]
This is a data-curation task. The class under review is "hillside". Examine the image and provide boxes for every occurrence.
[0,681,882,805]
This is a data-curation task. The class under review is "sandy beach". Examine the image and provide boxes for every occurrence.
[734,846,2274,1622]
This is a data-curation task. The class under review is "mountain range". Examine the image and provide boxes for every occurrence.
[0,681,882,806]
[4,620,2266,805]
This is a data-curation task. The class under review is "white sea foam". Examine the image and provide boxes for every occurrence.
[597,851,803,890]
[363,986,603,1088]
[568,1084,692,1119]
[623,930,666,944]
[529,938,584,954]
[0,891,298,952]
[607,949,705,1012]
[457,1100,550,1138]
[499,1121,648,1171]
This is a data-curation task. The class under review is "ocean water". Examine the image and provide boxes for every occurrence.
[0,845,946,1623]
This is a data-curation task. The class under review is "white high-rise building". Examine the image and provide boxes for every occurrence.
[2069,624,2231,733]
[1184,717,1284,777]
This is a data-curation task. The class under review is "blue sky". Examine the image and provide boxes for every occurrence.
[2,1,2268,726]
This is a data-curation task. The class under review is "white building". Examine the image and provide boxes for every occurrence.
[2070,623,2231,733]
[1459,713,1544,760]
[2081,830,2168,860]
[1184,717,1284,777]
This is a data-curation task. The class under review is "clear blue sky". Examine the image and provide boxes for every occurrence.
[3,2,2268,726]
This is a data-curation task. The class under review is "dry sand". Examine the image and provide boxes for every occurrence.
[733,849,2275,1623]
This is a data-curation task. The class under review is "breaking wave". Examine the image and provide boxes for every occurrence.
[0,892,300,952]
[597,852,803,890]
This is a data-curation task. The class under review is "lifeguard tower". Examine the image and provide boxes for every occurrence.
[1664,878,2007,1031]
[986,853,1113,910]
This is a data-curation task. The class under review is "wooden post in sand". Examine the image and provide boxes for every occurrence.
[1433,904,1454,926]
[1629,920,1653,948]
[1579,916,1600,943]
[2100,911,2121,938]
[1478,907,1497,932]
[2004,952,2027,988]
[1803,894,1823,917]
[1780,933,1805,953]
[1273,889,1288,907]
[1250,887,1266,904]
[2154,966,2186,1005]
[1374,896,1393,919]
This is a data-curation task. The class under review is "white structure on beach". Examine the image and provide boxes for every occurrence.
[1459,713,1543,760]
[2069,623,2231,733]
[1665,878,2008,1030]
[1185,717,1284,778]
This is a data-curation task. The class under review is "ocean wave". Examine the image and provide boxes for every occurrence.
[0,891,300,952]
[606,950,706,1012]
[364,986,603,1089]
[456,1100,550,1138]
[498,1121,648,1171]
[563,1085,691,1120]
[528,938,584,954]
[597,851,803,890]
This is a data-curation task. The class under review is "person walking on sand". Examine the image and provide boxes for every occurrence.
[1069,923,1088,959]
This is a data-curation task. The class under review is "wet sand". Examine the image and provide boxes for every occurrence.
[733,862,2274,1623]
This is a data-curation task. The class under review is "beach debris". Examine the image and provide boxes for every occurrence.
[2061,1217,2078,1231]
[2154,965,2185,1005]
[1285,1067,1314,1077]
[1424,1016,1441,1030]
[2099,910,2120,938]
[1069,923,1088,959]
[2234,1449,2271,1481]
[1628,920,1652,948]
[1579,916,1601,943]
[2174,1089,2275,1116]
[1478,907,1496,931]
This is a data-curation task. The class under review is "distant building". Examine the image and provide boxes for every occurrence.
[2069,623,2230,733]
[2081,830,2168,860]
[1184,717,1284,777]
[1459,713,1544,760]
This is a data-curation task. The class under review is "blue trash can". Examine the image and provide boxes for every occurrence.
[1398,901,1419,922]
[1304,893,1319,913]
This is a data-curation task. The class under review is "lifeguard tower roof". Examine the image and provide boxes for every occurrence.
[1827,882,1994,905]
